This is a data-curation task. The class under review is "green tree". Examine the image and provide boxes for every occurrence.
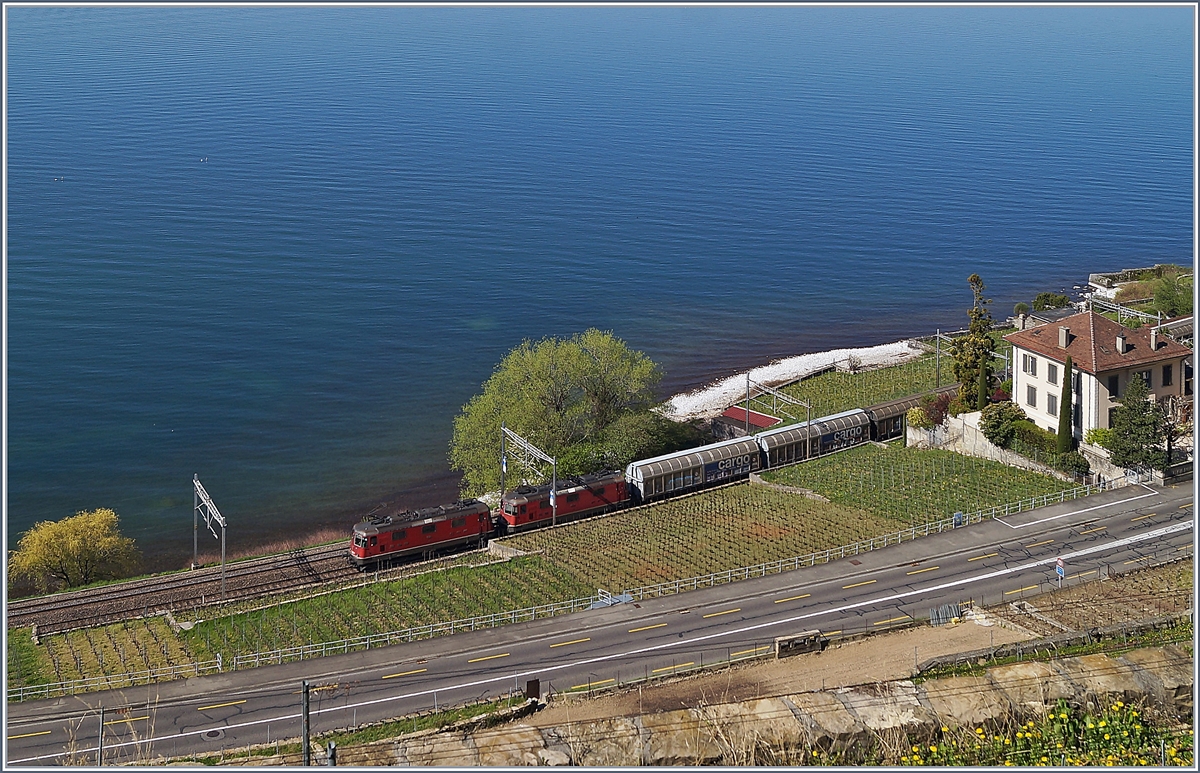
[976,360,990,411]
[1013,302,1031,317]
[1056,355,1074,453]
[948,274,994,409]
[979,401,1027,448]
[1152,271,1193,317]
[1108,376,1167,474]
[1033,292,1070,311]
[450,329,663,496]
[9,508,141,593]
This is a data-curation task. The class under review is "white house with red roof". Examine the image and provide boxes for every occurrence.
[1003,310,1192,438]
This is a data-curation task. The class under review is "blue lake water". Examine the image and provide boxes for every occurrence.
[5,6,1193,565]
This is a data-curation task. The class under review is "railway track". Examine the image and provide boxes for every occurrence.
[7,544,360,636]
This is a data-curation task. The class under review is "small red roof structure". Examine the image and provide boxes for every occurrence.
[1004,310,1191,375]
[721,406,782,429]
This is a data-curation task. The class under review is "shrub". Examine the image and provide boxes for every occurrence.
[947,396,970,417]
[1084,427,1116,450]
[1033,292,1071,311]
[1013,420,1057,452]
[919,392,952,426]
[1013,302,1030,316]
[906,406,933,430]
[1052,450,1091,476]
[979,402,1027,448]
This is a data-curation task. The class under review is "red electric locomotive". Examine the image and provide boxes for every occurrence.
[349,499,493,569]
[499,469,629,533]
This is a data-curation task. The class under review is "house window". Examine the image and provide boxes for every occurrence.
[1073,403,1081,428]
[1047,393,1058,416]
[1073,372,1082,396]
[1022,354,1038,377]
[1047,363,1058,385]
[1136,370,1152,388]
[1107,374,1119,398]
[1026,385,1037,408]
[1162,364,1173,387]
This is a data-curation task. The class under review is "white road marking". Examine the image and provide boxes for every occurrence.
[993,488,1159,529]
[14,520,1190,764]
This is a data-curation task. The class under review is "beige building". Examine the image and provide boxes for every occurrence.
[1004,311,1192,437]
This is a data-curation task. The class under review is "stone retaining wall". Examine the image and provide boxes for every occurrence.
[214,644,1192,766]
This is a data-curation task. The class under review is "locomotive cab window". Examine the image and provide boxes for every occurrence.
[354,535,367,548]
[392,530,406,542]
[450,517,465,528]
[369,536,377,547]
[566,493,579,503]
[422,523,437,534]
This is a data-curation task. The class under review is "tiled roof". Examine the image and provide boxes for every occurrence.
[1003,311,1191,375]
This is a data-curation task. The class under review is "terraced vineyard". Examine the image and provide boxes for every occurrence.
[502,484,900,591]
[771,353,940,421]
[762,443,1077,524]
[33,617,192,686]
[182,556,592,664]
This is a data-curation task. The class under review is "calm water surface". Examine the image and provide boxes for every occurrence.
[6,6,1193,564]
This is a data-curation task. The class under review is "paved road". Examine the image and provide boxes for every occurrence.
[6,482,1192,766]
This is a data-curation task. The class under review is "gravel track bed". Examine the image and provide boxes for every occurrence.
[8,544,359,635]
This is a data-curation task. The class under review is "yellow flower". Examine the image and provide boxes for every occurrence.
[941,726,948,732]
[1123,731,1128,737]
[1027,721,1035,728]
[1116,701,1124,708]
[929,745,938,753]
[1060,713,1068,719]
[976,727,985,734]
[1104,733,1110,740]
[1099,721,1107,728]
[1005,737,1012,745]
[912,746,920,753]
[1017,732,1024,739]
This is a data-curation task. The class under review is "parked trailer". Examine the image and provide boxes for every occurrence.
[625,435,762,503]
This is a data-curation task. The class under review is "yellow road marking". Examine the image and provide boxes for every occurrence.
[774,593,811,604]
[629,623,667,633]
[1004,585,1038,595]
[1177,545,1192,551]
[7,730,51,740]
[382,668,427,679]
[823,630,842,636]
[571,678,614,690]
[550,637,591,648]
[874,615,911,626]
[1124,557,1152,565]
[1078,526,1106,535]
[1131,513,1156,522]
[652,662,695,673]
[968,552,997,562]
[906,566,938,576]
[104,715,148,725]
[1024,539,1054,549]
[1067,570,1096,579]
[197,699,246,712]
[843,579,876,589]
[1180,504,1192,509]
[731,645,773,657]
[467,653,509,663]
[702,608,740,619]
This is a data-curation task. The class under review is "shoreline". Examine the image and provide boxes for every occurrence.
[140,337,929,574]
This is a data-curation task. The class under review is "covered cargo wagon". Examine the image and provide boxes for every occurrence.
[865,384,959,441]
[625,436,762,503]
[755,408,869,467]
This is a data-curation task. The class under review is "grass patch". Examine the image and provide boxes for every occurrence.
[501,484,901,591]
[762,444,1077,525]
[5,627,54,690]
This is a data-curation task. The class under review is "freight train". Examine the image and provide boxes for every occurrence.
[349,385,957,568]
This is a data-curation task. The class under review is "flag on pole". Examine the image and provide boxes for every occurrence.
[549,487,556,508]
[501,454,507,475]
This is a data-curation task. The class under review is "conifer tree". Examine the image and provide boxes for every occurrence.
[1056,355,1074,453]
[1108,376,1167,474]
